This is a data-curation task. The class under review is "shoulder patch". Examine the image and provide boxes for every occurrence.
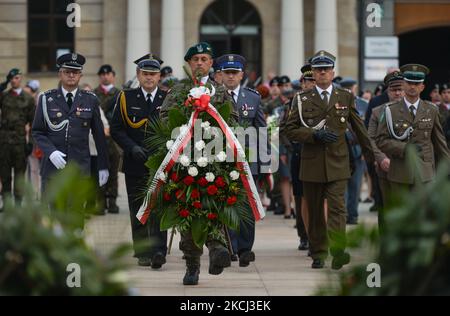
[44,89,57,95]
[244,87,260,95]
[335,86,352,96]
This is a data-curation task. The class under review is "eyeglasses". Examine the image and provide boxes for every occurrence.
[61,69,82,76]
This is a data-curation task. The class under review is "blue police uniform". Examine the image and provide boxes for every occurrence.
[31,53,109,190]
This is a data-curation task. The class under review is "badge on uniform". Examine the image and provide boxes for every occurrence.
[57,112,62,118]
[76,107,92,112]
[76,111,81,116]
[340,117,346,123]
[302,96,307,101]
[242,104,249,117]
[335,103,347,110]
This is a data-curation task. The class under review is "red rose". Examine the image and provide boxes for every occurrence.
[179,209,190,218]
[227,196,238,206]
[207,213,218,220]
[215,177,226,188]
[191,188,200,200]
[175,189,186,201]
[163,192,171,201]
[192,201,202,209]
[197,177,208,187]
[170,172,179,182]
[183,176,195,186]
[207,185,218,196]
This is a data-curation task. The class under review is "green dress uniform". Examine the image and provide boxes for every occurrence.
[0,81,35,203]
[285,51,374,269]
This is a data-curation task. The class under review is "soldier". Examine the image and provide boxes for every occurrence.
[375,64,450,194]
[31,53,109,194]
[94,65,121,214]
[217,53,266,267]
[438,83,450,128]
[110,54,168,268]
[285,50,374,269]
[159,42,236,285]
[367,71,404,230]
[0,68,35,210]
[429,83,441,105]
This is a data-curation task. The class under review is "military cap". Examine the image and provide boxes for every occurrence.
[332,76,343,85]
[7,68,22,80]
[278,75,291,85]
[310,50,336,68]
[383,71,404,87]
[269,76,280,86]
[26,80,40,92]
[432,83,440,91]
[184,42,214,61]
[440,83,450,93]
[134,53,163,72]
[97,64,115,75]
[400,64,429,83]
[212,60,222,73]
[339,77,357,88]
[291,79,301,91]
[57,53,86,70]
[301,63,314,80]
[217,54,246,71]
[161,66,173,77]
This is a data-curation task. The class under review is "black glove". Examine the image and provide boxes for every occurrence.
[131,146,147,162]
[314,130,338,144]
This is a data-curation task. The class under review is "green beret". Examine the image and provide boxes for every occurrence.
[184,42,214,61]
[400,64,429,83]
[7,68,22,80]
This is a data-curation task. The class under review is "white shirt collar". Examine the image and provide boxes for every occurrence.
[315,84,333,97]
[201,76,209,85]
[13,88,22,95]
[141,86,158,101]
[404,97,420,110]
[228,85,240,102]
[61,86,78,100]
[101,84,114,92]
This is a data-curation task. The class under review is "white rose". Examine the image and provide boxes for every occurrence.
[158,172,167,182]
[179,155,190,167]
[195,140,206,151]
[216,151,227,162]
[197,157,208,168]
[205,172,215,182]
[230,170,240,181]
[189,86,211,98]
[188,166,199,177]
[166,140,174,150]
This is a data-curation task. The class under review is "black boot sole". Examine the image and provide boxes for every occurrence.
[151,253,166,269]
[209,249,231,275]
[239,251,255,267]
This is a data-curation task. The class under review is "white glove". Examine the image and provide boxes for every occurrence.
[49,151,67,170]
[99,169,109,187]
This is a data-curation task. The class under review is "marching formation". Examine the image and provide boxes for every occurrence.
[1,40,450,286]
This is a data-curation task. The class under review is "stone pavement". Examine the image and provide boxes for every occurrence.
[85,174,378,296]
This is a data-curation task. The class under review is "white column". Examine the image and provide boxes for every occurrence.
[315,0,339,74]
[126,0,150,81]
[280,0,304,80]
[161,0,185,79]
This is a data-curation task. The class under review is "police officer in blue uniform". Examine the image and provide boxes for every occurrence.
[217,53,267,267]
[110,54,168,269]
[32,53,109,193]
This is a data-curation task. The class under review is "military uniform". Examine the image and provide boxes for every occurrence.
[0,71,35,202]
[94,65,121,213]
[110,54,168,266]
[375,64,450,190]
[285,51,374,269]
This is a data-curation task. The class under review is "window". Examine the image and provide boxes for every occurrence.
[28,0,75,73]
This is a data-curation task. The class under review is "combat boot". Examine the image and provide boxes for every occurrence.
[208,244,231,275]
[107,198,119,214]
[183,257,200,285]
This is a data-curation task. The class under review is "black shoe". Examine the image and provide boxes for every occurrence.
[107,199,119,214]
[331,253,350,270]
[239,251,255,267]
[363,197,373,203]
[346,217,358,225]
[307,250,312,257]
[298,239,309,251]
[138,257,151,266]
[209,246,231,275]
[311,258,324,269]
[230,254,238,262]
[151,252,166,269]
[183,259,200,285]
[369,204,379,212]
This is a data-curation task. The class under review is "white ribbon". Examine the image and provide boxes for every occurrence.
[297,94,326,130]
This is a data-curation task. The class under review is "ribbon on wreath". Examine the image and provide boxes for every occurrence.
[136,95,265,225]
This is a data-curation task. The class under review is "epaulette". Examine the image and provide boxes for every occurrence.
[383,101,396,107]
[424,100,438,109]
[335,86,352,95]
[81,89,97,97]
[44,89,57,95]
[244,87,260,95]
[300,88,313,95]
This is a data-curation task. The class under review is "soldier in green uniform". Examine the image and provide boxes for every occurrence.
[285,51,374,269]
[437,83,450,130]
[94,65,121,214]
[375,64,450,194]
[159,42,236,285]
[0,68,35,210]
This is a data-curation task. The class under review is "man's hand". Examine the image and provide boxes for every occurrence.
[131,146,147,162]
[379,158,390,172]
[313,129,338,144]
[49,151,67,169]
[99,169,109,187]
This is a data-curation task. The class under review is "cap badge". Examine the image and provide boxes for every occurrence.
[228,55,234,62]
[197,45,203,52]
[72,53,77,61]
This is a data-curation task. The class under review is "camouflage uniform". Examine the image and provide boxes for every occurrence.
[0,89,35,201]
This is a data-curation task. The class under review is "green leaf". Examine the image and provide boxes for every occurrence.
[145,151,166,171]
[217,102,232,123]
[191,216,208,249]
[168,108,188,130]
[160,206,180,231]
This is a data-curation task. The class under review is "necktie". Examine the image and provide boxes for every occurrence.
[321,91,329,105]
[409,105,416,120]
[66,92,73,108]
[147,94,153,108]
[230,91,237,103]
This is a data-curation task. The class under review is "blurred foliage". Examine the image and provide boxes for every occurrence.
[317,156,450,296]
[0,164,132,295]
